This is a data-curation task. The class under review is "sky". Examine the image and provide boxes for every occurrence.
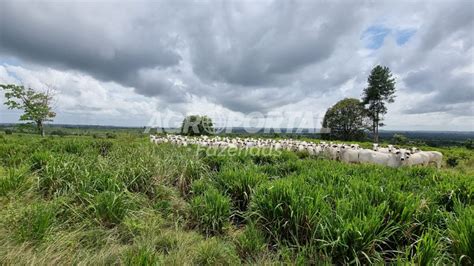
[0,0,473,131]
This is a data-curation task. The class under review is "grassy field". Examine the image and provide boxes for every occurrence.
[0,133,473,265]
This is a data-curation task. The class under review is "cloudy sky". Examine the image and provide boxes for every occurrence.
[0,0,473,131]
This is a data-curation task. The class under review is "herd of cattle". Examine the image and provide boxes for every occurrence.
[149,135,443,168]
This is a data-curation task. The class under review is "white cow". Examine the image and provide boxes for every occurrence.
[339,145,360,163]
[402,150,430,167]
[373,143,395,153]
[410,150,443,169]
[325,144,340,160]
[359,149,403,168]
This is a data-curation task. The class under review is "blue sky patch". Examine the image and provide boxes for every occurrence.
[395,29,416,45]
[362,25,416,49]
[362,25,391,49]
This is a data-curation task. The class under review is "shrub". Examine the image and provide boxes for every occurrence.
[447,156,459,168]
[50,130,67,136]
[106,132,117,139]
[15,203,57,243]
[190,188,231,235]
[4,129,13,135]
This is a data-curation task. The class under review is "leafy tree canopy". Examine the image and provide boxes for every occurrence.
[1,84,56,136]
[322,98,369,141]
[181,115,214,136]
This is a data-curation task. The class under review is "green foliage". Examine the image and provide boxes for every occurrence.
[412,229,446,265]
[1,84,56,136]
[88,191,137,227]
[30,150,51,171]
[4,129,13,135]
[15,203,57,243]
[464,139,473,150]
[322,98,368,141]
[235,223,267,260]
[362,65,396,142]
[448,204,474,265]
[392,133,408,145]
[0,167,28,196]
[212,166,267,213]
[180,115,214,136]
[0,134,473,264]
[447,156,459,168]
[190,188,231,235]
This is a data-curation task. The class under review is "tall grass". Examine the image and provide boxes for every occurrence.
[0,134,472,264]
[190,188,231,235]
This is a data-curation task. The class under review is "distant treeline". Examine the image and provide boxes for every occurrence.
[1,123,472,148]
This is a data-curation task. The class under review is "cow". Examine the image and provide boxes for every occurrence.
[339,145,360,163]
[359,149,404,168]
[402,150,430,167]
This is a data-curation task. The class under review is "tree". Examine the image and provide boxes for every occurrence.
[181,115,214,136]
[1,84,56,137]
[362,65,396,143]
[392,133,408,145]
[322,98,369,141]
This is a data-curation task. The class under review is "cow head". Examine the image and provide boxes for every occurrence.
[395,149,407,161]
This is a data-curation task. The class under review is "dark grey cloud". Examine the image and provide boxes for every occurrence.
[184,1,365,87]
[0,1,181,89]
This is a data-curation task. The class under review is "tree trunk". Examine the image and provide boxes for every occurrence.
[375,123,379,143]
[37,121,45,137]
[372,119,377,143]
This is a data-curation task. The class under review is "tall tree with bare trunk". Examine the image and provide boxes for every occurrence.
[362,65,396,143]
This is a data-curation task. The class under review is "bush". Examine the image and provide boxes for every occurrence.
[190,188,231,235]
[4,129,13,135]
[447,156,459,168]
[106,132,117,139]
[50,130,67,136]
